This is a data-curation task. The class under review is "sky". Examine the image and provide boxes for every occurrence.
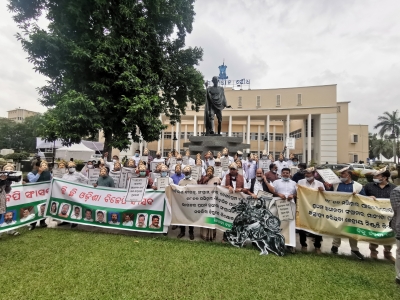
[0,0,399,132]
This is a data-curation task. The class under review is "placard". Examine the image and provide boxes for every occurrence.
[237,168,243,176]
[88,168,101,185]
[52,168,66,179]
[119,167,135,188]
[221,157,229,172]
[275,199,294,221]
[151,161,160,172]
[214,166,223,178]
[190,166,202,181]
[290,167,299,177]
[316,168,341,184]
[182,157,189,166]
[151,172,161,181]
[125,177,147,202]
[257,190,274,199]
[169,157,177,166]
[286,138,295,150]
[157,177,169,190]
[259,159,271,171]
[109,171,121,187]
[140,156,148,163]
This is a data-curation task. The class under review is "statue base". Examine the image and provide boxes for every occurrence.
[183,136,250,158]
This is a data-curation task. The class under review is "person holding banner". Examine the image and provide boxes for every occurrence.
[329,167,366,260]
[0,173,20,236]
[221,163,246,193]
[272,168,297,201]
[152,165,173,190]
[244,168,275,199]
[389,186,400,285]
[364,168,397,262]
[171,165,185,185]
[94,167,115,188]
[297,167,325,254]
[62,161,88,184]
[177,166,198,240]
[137,164,153,188]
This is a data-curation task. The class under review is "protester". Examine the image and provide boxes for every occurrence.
[244,168,275,198]
[132,149,141,165]
[177,166,198,240]
[364,167,397,262]
[221,163,245,193]
[0,172,20,237]
[292,163,307,183]
[153,151,165,164]
[171,164,185,185]
[275,154,288,176]
[296,167,325,254]
[184,150,195,166]
[137,164,153,188]
[286,154,296,168]
[265,163,279,183]
[389,186,400,285]
[222,148,234,164]
[272,168,297,201]
[62,161,88,184]
[94,167,115,188]
[329,167,365,260]
[152,165,173,190]
[244,153,257,180]
[235,160,248,183]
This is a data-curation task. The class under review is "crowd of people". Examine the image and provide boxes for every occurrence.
[0,146,399,285]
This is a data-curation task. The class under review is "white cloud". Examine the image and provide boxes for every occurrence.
[1,0,399,132]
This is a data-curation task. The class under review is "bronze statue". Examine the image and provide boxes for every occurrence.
[205,76,231,135]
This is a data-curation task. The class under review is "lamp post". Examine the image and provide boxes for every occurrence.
[263,133,269,154]
[172,132,177,155]
[389,128,397,164]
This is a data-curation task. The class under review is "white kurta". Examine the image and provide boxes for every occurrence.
[272,178,297,198]
[62,172,88,184]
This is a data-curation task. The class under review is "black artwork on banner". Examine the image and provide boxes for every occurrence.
[224,197,285,256]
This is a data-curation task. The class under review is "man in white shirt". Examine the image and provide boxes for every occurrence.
[62,162,88,184]
[184,150,196,166]
[152,151,165,163]
[132,149,141,166]
[222,147,234,164]
[275,154,288,177]
[244,168,275,198]
[296,167,325,254]
[244,153,257,180]
[152,165,174,190]
[272,168,296,200]
[203,151,215,168]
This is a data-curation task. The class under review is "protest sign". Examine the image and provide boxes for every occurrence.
[290,167,299,177]
[88,168,101,185]
[156,177,169,190]
[182,157,189,166]
[125,178,147,202]
[214,166,223,179]
[286,138,295,149]
[140,156,148,163]
[316,168,341,184]
[165,185,296,246]
[259,159,271,172]
[52,168,66,179]
[169,157,177,166]
[0,182,49,233]
[150,161,160,172]
[46,178,170,233]
[296,185,395,244]
[109,171,121,187]
[275,200,295,221]
[237,168,243,176]
[118,167,135,188]
[221,157,229,172]
[151,172,161,181]
[190,166,202,181]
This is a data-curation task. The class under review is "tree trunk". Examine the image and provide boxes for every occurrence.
[103,130,113,161]
[393,139,396,164]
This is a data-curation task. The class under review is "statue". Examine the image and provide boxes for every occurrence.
[205,76,231,135]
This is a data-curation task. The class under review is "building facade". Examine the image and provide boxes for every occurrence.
[7,108,39,123]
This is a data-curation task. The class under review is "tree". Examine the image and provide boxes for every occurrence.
[374,110,400,163]
[368,132,377,159]
[8,0,205,157]
[371,138,392,160]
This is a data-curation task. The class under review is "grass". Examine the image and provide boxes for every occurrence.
[0,228,398,300]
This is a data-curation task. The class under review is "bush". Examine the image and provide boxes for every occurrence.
[4,152,30,161]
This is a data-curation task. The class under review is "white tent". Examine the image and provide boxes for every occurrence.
[55,143,95,161]
[36,138,104,152]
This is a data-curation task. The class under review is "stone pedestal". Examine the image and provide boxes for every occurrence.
[183,136,250,157]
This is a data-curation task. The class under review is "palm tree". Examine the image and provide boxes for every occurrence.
[371,138,392,159]
[374,110,400,163]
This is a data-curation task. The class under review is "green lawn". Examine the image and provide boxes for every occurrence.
[0,228,398,299]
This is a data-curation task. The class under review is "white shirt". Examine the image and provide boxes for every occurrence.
[253,179,265,195]
[70,214,81,220]
[123,221,133,226]
[131,156,141,165]
[0,220,16,227]
[275,160,288,176]
[185,157,196,166]
[297,179,325,191]
[20,214,35,222]
[244,160,257,180]
[62,172,88,184]
[108,221,120,225]
[152,158,165,163]
[272,178,297,198]
[153,177,174,188]
[203,158,215,168]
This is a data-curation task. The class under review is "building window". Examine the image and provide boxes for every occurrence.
[232,132,243,138]
[337,106,341,113]
[305,119,314,138]
[164,132,171,139]
[353,154,359,163]
[297,94,302,105]
[250,133,258,140]
[353,134,358,143]
[256,96,261,107]
[268,133,283,141]
[276,95,281,106]
[238,96,242,108]
[289,129,302,139]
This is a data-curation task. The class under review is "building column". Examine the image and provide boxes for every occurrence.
[266,115,270,153]
[185,124,188,142]
[176,122,180,152]
[171,125,175,152]
[286,114,290,157]
[247,115,251,145]
[228,115,232,137]
[308,114,312,163]
[257,125,261,154]
[273,125,276,159]
[199,124,202,136]
[193,115,197,136]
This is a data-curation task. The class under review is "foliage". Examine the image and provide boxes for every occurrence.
[0,115,44,152]
[8,0,205,155]
[369,136,392,159]
[374,110,400,138]
[0,229,398,299]
[4,152,30,161]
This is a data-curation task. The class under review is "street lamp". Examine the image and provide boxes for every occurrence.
[172,132,177,154]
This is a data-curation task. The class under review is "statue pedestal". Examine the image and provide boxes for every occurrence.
[183,136,250,157]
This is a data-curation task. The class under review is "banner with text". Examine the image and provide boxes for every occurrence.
[46,178,170,233]
[0,182,49,233]
[296,185,395,245]
[165,185,296,246]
